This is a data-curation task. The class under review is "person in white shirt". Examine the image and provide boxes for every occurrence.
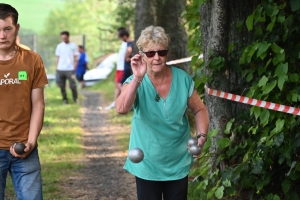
[55,31,79,104]
[105,27,128,110]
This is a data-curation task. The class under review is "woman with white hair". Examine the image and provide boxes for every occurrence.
[116,25,209,200]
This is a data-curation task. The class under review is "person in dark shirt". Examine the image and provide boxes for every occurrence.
[119,29,133,84]
[76,45,88,88]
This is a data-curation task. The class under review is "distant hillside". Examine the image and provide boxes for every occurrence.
[3,0,65,34]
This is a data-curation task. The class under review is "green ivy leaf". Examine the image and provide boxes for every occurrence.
[246,13,254,31]
[257,42,271,59]
[209,129,219,137]
[224,119,235,134]
[191,55,199,66]
[271,43,283,53]
[228,43,235,53]
[272,53,285,65]
[262,80,277,95]
[289,73,299,82]
[260,109,270,126]
[273,195,280,200]
[271,119,285,135]
[282,178,292,194]
[197,179,208,190]
[290,0,300,12]
[275,62,288,76]
[267,20,275,31]
[251,159,263,174]
[278,75,288,91]
[267,193,274,200]
[274,132,284,147]
[216,138,231,150]
[258,75,268,87]
[246,71,253,82]
[215,186,224,199]
[277,15,285,23]
[222,179,231,187]
[287,161,297,176]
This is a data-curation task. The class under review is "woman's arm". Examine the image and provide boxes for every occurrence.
[116,53,147,114]
[187,89,209,147]
[115,78,140,114]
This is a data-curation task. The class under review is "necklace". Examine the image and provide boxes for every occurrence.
[9,45,18,57]
[153,68,167,102]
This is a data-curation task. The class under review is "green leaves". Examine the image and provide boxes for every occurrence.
[246,13,254,31]
[290,0,300,12]
[258,76,268,87]
[209,56,225,71]
[214,186,224,199]
[217,138,231,150]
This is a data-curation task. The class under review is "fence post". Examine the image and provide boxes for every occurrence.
[83,34,86,49]
[33,34,37,52]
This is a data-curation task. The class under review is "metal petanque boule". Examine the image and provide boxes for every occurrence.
[13,142,26,155]
[189,144,201,156]
[187,137,198,146]
[128,148,144,163]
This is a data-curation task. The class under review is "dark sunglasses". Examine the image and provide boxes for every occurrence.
[141,50,169,58]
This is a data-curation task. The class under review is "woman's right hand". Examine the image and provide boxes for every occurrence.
[131,54,147,79]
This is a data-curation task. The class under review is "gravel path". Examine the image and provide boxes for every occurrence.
[63,90,136,200]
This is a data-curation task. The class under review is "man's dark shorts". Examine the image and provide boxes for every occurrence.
[76,74,85,81]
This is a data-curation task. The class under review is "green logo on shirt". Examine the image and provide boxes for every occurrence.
[18,71,27,80]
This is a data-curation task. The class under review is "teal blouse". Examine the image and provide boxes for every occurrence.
[124,66,195,181]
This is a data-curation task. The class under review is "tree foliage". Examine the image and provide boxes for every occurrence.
[42,0,122,65]
[185,0,300,199]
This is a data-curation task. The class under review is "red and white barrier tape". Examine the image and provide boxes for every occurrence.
[204,85,300,116]
[166,54,203,65]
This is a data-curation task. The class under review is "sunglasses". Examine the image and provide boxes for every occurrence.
[141,50,169,58]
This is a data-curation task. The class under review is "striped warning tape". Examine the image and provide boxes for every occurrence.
[166,54,203,65]
[204,85,300,116]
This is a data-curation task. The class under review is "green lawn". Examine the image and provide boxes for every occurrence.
[4,0,64,34]
[5,86,83,199]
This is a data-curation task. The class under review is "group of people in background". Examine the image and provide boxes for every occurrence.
[55,27,132,107]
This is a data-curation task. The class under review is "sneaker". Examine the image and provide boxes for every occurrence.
[63,100,68,104]
[105,101,115,110]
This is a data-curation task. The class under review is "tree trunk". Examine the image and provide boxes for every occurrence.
[157,0,190,72]
[200,0,254,171]
[133,0,157,54]
[133,0,189,72]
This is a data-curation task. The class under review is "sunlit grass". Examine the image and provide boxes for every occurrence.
[5,87,83,200]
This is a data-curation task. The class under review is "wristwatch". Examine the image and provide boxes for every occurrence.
[196,133,207,142]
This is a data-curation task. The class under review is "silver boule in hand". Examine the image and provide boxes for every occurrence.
[189,145,202,156]
[187,137,198,146]
[128,148,144,163]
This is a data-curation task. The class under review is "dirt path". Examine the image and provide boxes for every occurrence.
[63,91,136,200]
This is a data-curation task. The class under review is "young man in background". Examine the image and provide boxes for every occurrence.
[55,31,79,104]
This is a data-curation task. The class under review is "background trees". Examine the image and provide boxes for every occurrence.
[134,0,189,71]
[186,0,300,199]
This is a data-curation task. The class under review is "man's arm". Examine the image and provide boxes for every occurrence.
[125,45,132,62]
[11,87,45,158]
[74,55,78,70]
[56,56,59,69]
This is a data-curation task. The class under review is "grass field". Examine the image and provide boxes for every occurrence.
[4,0,64,33]
[5,86,83,199]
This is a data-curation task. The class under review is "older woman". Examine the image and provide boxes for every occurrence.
[116,26,209,200]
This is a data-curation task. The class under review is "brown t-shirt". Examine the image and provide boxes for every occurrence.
[0,47,48,149]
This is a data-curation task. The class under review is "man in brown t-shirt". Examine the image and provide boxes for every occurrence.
[0,4,48,199]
